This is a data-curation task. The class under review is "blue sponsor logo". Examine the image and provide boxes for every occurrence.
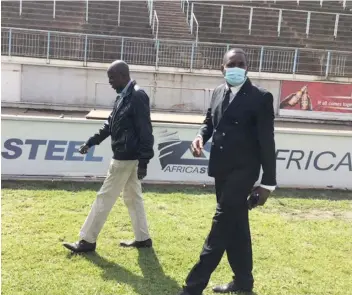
[157,130,211,174]
[1,138,103,162]
[156,130,351,173]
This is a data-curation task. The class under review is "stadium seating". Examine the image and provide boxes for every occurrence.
[1,0,153,37]
[153,1,193,40]
[1,0,156,64]
[187,0,352,75]
[190,0,352,51]
[1,0,351,76]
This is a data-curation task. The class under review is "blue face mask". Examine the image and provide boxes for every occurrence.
[224,67,246,86]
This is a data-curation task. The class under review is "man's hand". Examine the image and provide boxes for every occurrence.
[251,186,271,207]
[79,144,90,154]
[191,136,203,157]
[137,166,147,180]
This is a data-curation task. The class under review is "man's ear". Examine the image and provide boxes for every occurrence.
[221,64,225,75]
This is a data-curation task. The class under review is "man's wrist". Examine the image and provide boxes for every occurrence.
[85,141,93,148]
[138,160,148,169]
[260,184,276,192]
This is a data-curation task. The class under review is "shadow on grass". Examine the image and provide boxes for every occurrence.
[2,180,352,201]
[67,249,260,295]
[75,248,180,295]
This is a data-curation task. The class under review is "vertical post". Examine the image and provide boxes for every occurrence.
[248,7,253,35]
[152,12,155,35]
[86,0,88,22]
[191,14,194,34]
[293,48,298,74]
[325,51,331,78]
[191,2,194,25]
[297,0,299,5]
[259,46,264,72]
[277,9,282,37]
[306,11,311,38]
[156,15,159,41]
[196,21,198,46]
[190,42,195,71]
[186,1,189,24]
[226,44,229,51]
[8,28,12,56]
[19,0,22,15]
[334,13,339,38]
[219,5,223,32]
[118,0,121,26]
[343,0,347,9]
[150,0,153,25]
[121,37,124,59]
[46,31,51,62]
[155,40,159,69]
[320,0,323,7]
[53,0,56,18]
[84,34,88,66]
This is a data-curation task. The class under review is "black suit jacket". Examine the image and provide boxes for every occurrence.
[198,78,276,186]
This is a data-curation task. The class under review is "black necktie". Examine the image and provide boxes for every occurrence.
[222,88,231,114]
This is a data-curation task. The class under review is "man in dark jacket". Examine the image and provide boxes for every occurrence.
[178,49,276,295]
[63,60,154,253]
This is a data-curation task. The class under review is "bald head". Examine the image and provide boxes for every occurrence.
[107,60,131,93]
[108,60,130,77]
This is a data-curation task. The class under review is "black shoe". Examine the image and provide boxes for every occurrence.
[120,238,152,248]
[63,240,96,253]
[213,281,253,293]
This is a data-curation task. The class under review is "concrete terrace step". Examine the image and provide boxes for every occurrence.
[153,0,192,40]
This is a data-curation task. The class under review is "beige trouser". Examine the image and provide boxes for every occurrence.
[79,159,150,243]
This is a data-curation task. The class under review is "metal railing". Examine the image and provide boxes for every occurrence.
[152,10,159,41]
[118,0,121,26]
[85,0,89,22]
[181,0,191,24]
[1,27,351,78]
[147,0,154,26]
[17,0,123,25]
[190,13,199,45]
[190,1,352,38]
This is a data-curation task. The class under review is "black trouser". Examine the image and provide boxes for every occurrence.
[184,170,256,295]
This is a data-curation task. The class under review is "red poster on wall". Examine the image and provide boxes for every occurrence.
[280,81,352,113]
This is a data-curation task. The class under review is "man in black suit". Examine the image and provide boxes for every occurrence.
[178,48,276,295]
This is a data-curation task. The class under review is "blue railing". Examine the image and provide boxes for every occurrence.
[1,27,351,78]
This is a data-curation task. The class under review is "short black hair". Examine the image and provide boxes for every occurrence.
[223,48,248,64]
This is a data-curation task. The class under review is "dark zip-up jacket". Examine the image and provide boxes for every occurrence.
[85,80,154,168]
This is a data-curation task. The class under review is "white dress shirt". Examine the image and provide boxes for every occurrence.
[198,80,276,192]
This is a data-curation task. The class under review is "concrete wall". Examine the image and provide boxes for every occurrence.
[1,63,21,103]
[2,56,351,115]
[1,57,282,113]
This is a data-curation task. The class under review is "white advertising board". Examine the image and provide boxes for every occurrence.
[1,115,352,189]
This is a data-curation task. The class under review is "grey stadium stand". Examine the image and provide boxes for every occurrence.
[1,0,351,76]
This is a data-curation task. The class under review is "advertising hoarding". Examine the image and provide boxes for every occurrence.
[279,81,352,121]
[1,115,352,189]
